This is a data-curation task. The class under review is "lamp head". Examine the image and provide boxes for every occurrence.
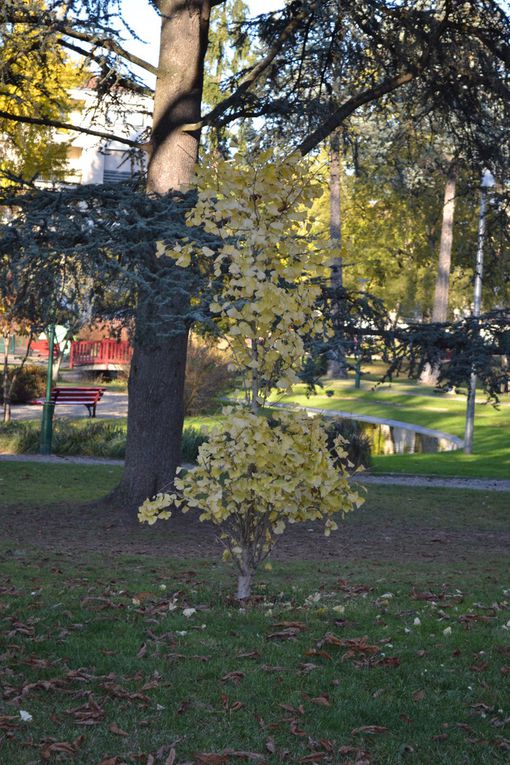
[481,169,496,188]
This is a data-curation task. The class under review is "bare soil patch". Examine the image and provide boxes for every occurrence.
[2,487,509,564]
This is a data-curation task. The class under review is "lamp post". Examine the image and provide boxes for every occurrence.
[464,169,495,454]
[39,323,56,455]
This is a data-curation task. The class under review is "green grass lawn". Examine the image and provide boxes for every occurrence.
[0,551,509,763]
[1,462,509,763]
[272,380,510,479]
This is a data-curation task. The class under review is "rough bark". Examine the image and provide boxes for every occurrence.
[114,0,211,508]
[421,162,456,385]
[327,130,348,379]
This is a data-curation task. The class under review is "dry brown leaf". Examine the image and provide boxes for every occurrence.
[221,671,245,685]
[290,720,306,736]
[137,642,148,658]
[164,750,177,765]
[273,621,306,630]
[265,737,276,753]
[279,703,305,716]
[412,689,426,702]
[41,735,85,760]
[351,725,388,736]
[266,629,301,641]
[66,696,105,725]
[238,649,261,661]
[109,722,129,737]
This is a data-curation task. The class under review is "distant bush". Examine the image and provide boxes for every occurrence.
[325,418,372,471]
[0,364,47,404]
[0,420,207,464]
[184,338,236,416]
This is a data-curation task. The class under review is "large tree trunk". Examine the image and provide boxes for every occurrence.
[114,0,211,508]
[327,130,348,379]
[421,161,456,385]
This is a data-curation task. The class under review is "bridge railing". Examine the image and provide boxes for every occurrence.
[69,340,132,368]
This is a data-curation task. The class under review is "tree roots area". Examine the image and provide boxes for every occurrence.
[2,482,509,565]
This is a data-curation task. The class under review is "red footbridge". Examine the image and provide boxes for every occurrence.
[69,340,132,369]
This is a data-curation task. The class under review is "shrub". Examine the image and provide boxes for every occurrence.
[139,409,364,600]
[184,338,236,416]
[0,419,207,463]
[1,364,47,404]
[325,418,372,470]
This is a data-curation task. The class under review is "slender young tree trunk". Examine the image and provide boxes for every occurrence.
[327,130,348,379]
[432,162,456,324]
[114,0,211,508]
[421,162,456,385]
[237,550,252,599]
[2,334,10,423]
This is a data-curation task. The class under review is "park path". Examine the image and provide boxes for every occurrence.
[9,391,129,420]
[1,453,509,492]
[5,393,509,492]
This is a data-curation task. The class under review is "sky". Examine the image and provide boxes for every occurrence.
[120,0,285,74]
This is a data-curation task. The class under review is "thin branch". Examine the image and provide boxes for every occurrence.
[0,109,142,148]
[297,71,416,156]
[3,13,158,75]
[59,39,155,97]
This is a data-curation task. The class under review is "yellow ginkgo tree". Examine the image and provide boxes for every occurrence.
[139,152,364,599]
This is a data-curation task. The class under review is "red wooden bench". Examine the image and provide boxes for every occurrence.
[31,387,106,417]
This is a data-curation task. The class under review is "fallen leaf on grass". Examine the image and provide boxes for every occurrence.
[290,720,306,736]
[267,629,302,641]
[164,750,177,765]
[265,737,276,754]
[137,642,148,658]
[305,649,332,661]
[221,671,245,685]
[109,722,128,737]
[41,735,85,760]
[412,690,426,702]
[96,758,125,765]
[195,752,265,764]
[299,754,329,762]
[470,661,489,672]
[66,696,105,725]
[279,703,305,716]
[351,726,388,736]
[236,650,260,660]
[260,664,286,673]
[338,745,370,758]
[0,715,19,732]
[304,694,330,706]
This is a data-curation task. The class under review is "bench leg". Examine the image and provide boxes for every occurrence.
[85,404,94,417]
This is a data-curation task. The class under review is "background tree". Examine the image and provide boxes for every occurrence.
[0,1,80,183]
[0,0,508,506]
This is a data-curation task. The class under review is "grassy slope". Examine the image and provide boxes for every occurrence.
[273,381,510,479]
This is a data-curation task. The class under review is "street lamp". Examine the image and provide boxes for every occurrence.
[464,169,495,454]
[40,322,56,455]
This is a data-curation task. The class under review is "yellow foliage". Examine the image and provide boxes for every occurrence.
[161,150,334,407]
[142,152,364,594]
[138,408,364,572]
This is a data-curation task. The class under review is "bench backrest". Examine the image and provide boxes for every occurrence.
[51,387,105,404]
